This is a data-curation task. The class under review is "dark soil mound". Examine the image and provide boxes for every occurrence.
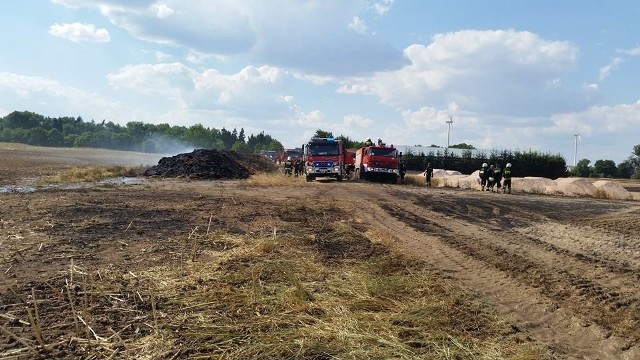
[143,149,277,179]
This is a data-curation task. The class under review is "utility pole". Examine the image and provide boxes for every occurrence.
[446,114,453,149]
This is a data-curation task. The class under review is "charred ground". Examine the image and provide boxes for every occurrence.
[1,145,640,359]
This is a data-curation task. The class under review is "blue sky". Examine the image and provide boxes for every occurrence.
[1,0,639,164]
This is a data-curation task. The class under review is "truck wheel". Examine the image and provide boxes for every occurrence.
[306,175,314,182]
[336,174,343,182]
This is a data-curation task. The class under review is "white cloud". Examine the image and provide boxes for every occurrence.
[550,101,640,135]
[344,114,372,127]
[0,72,118,117]
[155,4,175,18]
[599,57,624,81]
[48,22,111,43]
[339,29,586,117]
[185,50,214,64]
[107,62,293,119]
[348,16,368,34]
[318,114,373,138]
[155,51,172,62]
[620,47,640,57]
[50,0,406,76]
[290,109,324,128]
[370,0,395,16]
[596,47,640,82]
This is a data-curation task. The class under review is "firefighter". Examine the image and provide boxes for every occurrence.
[486,164,496,191]
[503,163,512,194]
[364,138,373,146]
[493,164,503,193]
[424,163,433,187]
[295,158,304,177]
[398,160,407,183]
[479,162,489,191]
[284,156,293,176]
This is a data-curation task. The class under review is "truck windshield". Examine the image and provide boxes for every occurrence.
[308,144,340,156]
[369,148,397,156]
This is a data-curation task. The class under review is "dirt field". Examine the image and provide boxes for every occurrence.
[1,144,640,359]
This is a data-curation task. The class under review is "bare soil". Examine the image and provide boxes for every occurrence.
[1,145,640,359]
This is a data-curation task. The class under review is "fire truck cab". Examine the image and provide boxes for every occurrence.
[355,142,400,184]
[302,137,346,182]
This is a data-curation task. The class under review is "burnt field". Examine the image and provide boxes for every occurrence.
[1,144,639,359]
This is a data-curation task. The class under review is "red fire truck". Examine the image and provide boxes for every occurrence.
[354,141,400,183]
[344,150,356,180]
[302,137,347,182]
[276,148,301,165]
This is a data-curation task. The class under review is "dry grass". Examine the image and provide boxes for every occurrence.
[39,212,544,358]
[404,174,442,188]
[0,192,546,359]
[1,206,546,359]
[593,188,609,199]
[37,165,141,184]
[246,172,305,186]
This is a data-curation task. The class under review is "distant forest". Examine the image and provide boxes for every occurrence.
[0,111,282,154]
[2,111,638,179]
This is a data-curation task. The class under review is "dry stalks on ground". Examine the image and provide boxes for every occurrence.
[0,187,546,359]
[38,165,141,184]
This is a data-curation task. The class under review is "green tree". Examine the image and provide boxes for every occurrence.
[450,143,475,149]
[47,128,64,146]
[184,124,216,149]
[313,129,333,138]
[231,140,249,153]
[573,159,591,177]
[336,134,363,149]
[617,160,635,179]
[220,128,237,149]
[592,160,617,178]
[1,111,43,129]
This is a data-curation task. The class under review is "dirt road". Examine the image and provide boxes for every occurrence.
[1,146,639,359]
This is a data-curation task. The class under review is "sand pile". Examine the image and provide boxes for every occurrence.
[593,180,633,200]
[428,169,636,200]
[551,178,596,196]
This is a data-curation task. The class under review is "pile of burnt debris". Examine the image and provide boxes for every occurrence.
[143,149,277,179]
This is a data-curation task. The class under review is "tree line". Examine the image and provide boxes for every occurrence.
[401,148,568,179]
[2,112,638,179]
[401,146,640,179]
[570,145,640,179]
[0,111,282,154]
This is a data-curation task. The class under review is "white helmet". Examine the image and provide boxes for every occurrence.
[482,163,488,167]
[506,163,512,168]
[287,156,291,160]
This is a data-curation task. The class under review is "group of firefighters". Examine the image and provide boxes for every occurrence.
[283,156,304,177]
[477,162,512,193]
[421,161,513,193]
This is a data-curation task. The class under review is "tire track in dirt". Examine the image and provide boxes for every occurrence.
[517,222,640,271]
[399,192,640,350]
[334,184,639,359]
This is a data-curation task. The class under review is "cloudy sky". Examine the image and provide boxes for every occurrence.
[1,1,639,163]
